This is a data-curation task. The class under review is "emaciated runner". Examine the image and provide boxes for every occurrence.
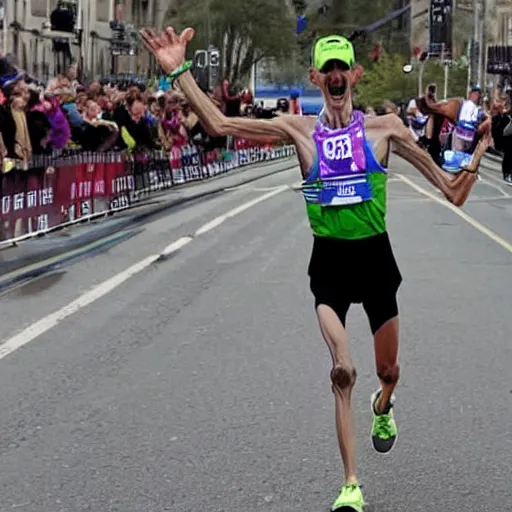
[140,27,490,512]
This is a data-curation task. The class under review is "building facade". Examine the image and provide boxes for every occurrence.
[410,0,512,88]
[0,0,168,82]
[411,0,512,53]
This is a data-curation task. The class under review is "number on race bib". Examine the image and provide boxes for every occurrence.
[323,134,353,160]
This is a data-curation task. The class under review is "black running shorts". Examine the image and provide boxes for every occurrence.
[308,232,402,335]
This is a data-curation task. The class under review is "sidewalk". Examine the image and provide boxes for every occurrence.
[0,156,298,288]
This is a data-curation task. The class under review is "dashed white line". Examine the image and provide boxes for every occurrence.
[0,255,159,361]
[224,185,288,217]
[194,185,288,235]
[160,236,193,257]
[195,216,226,235]
[0,185,290,362]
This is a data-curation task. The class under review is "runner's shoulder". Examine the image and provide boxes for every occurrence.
[273,113,316,135]
[364,113,405,136]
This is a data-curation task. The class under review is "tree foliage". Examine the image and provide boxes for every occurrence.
[164,0,297,86]
[162,0,472,101]
[355,53,470,109]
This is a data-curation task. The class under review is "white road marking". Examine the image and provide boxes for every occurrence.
[397,174,512,254]
[478,168,511,197]
[194,185,288,235]
[0,186,290,362]
[195,216,227,235]
[160,236,193,257]
[0,255,159,361]
[224,185,288,217]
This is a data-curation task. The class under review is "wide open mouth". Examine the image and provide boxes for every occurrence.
[325,73,348,101]
[320,60,349,100]
[327,81,346,98]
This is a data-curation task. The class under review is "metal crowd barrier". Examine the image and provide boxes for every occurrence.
[0,142,296,244]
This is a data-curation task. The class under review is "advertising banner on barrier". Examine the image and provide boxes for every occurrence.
[0,143,296,242]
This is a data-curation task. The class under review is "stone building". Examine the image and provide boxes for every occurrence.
[0,0,169,81]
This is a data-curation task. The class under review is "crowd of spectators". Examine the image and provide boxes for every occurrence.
[0,58,272,174]
[361,87,512,184]
[2,53,509,181]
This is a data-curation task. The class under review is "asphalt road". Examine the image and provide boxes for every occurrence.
[0,158,511,512]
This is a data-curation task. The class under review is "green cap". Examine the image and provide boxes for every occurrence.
[312,35,355,71]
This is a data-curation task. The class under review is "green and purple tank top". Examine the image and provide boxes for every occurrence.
[302,110,388,240]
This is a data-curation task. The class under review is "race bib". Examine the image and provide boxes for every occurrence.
[303,174,374,206]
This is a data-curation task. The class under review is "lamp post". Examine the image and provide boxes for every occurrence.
[403,63,413,105]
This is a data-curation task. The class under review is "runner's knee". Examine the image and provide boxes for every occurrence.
[377,363,400,385]
[331,362,357,391]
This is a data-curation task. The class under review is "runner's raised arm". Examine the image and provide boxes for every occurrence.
[378,114,488,206]
[140,27,291,145]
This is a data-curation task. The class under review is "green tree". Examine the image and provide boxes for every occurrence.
[164,0,297,86]
[420,58,469,98]
[355,53,469,109]
[354,53,413,107]
[261,58,306,86]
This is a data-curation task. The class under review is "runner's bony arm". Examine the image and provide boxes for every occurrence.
[389,116,486,207]
[175,71,292,144]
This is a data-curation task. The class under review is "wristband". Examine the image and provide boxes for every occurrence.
[460,166,478,174]
[169,60,193,84]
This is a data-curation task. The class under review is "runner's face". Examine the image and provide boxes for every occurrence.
[310,60,351,111]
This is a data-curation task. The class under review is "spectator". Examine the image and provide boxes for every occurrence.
[0,58,230,161]
[42,90,72,150]
[491,96,512,184]
[79,97,119,151]
[0,71,33,165]
[110,88,156,151]
[289,89,302,115]
[26,88,53,154]
[158,91,188,151]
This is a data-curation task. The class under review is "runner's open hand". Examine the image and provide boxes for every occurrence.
[139,27,195,74]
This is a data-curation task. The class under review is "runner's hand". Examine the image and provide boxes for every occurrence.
[139,27,195,74]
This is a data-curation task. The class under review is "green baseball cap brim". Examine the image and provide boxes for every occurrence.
[312,35,355,71]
